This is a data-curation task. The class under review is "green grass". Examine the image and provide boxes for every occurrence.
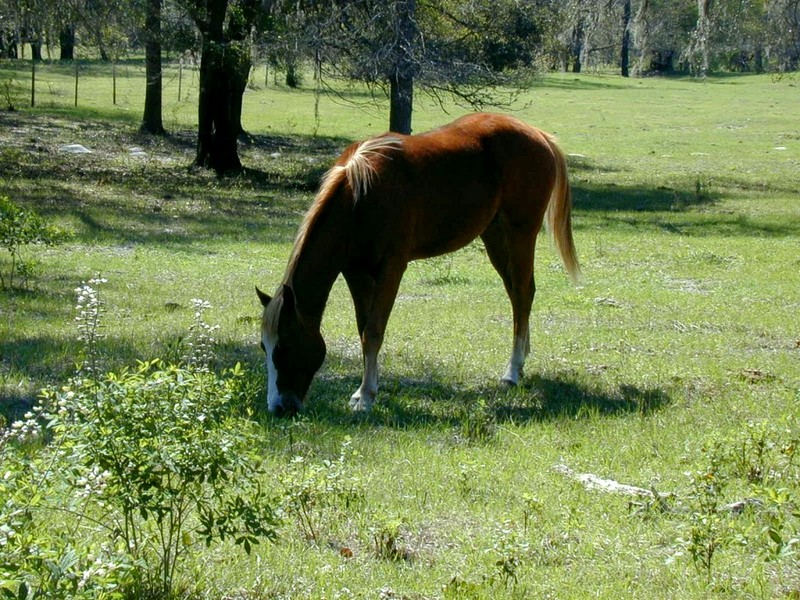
[1,60,799,597]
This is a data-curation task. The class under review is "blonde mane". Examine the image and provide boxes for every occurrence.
[279,136,403,287]
[339,136,402,203]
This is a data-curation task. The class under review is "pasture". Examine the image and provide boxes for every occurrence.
[1,60,799,598]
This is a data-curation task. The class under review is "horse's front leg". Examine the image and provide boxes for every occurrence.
[344,263,405,412]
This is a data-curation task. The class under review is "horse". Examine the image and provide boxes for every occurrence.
[256,112,580,416]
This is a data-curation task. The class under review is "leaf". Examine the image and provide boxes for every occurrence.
[768,528,783,546]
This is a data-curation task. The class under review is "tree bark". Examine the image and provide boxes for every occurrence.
[196,37,243,174]
[30,33,43,62]
[695,0,713,77]
[621,0,631,77]
[141,0,165,135]
[388,0,416,134]
[192,0,258,175]
[389,73,413,134]
[571,22,584,73]
[632,0,650,76]
[59,26,75,61]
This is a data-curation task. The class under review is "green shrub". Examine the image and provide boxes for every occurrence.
[0,281,280,599]
[279,437,363,545]
[0,195,66,290]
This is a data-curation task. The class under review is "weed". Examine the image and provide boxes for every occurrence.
[488,521,530,588]
[184,298,219,370]
[279,437,363,544]
[0,280,280,599]
[456,460,480,499]
[0,195,66,289]
[685,442,730,580]
[370,514,407,561]
[521,493,544,534]
[0,75,20,111]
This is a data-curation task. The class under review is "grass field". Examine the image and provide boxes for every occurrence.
[1,60,799,598]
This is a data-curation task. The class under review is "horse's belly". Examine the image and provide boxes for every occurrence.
[409,205,495,260]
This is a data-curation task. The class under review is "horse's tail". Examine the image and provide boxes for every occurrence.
[543,133,581,283]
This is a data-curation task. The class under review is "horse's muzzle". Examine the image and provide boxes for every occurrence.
[270,393,303,418]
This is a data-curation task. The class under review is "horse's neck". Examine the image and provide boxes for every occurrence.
[286,203,347,326]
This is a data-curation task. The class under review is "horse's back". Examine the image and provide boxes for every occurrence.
[350,113,560,261]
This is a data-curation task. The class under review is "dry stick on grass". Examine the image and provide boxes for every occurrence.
[552,464,760,514]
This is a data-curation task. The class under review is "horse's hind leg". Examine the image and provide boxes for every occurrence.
[481,219,537,386]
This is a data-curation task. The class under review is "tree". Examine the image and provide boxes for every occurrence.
[388,0,417,134]
[686,0,713,76]
[59,25,75,60]
[621,0,631,76]
[141,0,165,134]
[267,0,547,135]
[182,0,261,175]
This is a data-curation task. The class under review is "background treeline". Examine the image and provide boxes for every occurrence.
[1,0,797,77]
[2,0,798,174]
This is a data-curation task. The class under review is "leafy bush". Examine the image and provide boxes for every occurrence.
[0,76,21,111]
[41,360,279,597]
[279,437,363,544]
[0,281,280,599]
[0,195,65,290]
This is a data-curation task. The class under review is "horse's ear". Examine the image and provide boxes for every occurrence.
[281,284,295,313]
[256,286,271,307]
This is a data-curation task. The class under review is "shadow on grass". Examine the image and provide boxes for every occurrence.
[533,75,635,91]
[573,180,716,213]
[5,111,797,247]
[259,363,673,432]
[2,323,672,435]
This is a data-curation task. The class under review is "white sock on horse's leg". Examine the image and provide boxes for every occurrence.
[501,334,528,385]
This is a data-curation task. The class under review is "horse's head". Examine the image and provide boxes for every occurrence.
[256,284,326,417]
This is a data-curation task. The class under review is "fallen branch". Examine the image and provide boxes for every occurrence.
[552,464,668,499]
[553,464,761,514]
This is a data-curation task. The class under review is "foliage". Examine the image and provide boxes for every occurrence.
[685,441,729,579]
[278,436,363,544]
[0,72,798,598]
[0,281,280,599]
[370,513,406,561]
[674,424,800,583]
[0,389,135,599]
[0,75,21,111]
[0,195,65,290]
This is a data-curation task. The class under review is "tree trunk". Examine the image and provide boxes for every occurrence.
[195,38,242,174]
[192,0,259,175]
[388,0,416,134]
[285,61,301,88]
[695,0,712,77]
[571,22,584,73]
[230,54,251,138]
[141,0,165,135]
[632,0,650,76]
[59,26,75,61]
[389,73,413,134]
[621,0,631,77]
[30,34,43,62]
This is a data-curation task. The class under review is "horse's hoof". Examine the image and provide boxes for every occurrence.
[500,376,518,387]
[349,393,374,412]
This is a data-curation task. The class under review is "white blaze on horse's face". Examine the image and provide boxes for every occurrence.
[256,285,326,417]
[262,329,282,412]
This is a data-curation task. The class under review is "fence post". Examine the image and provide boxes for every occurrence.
[30,55,35,107]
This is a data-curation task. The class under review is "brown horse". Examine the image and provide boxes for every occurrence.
[257,113,580,416]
